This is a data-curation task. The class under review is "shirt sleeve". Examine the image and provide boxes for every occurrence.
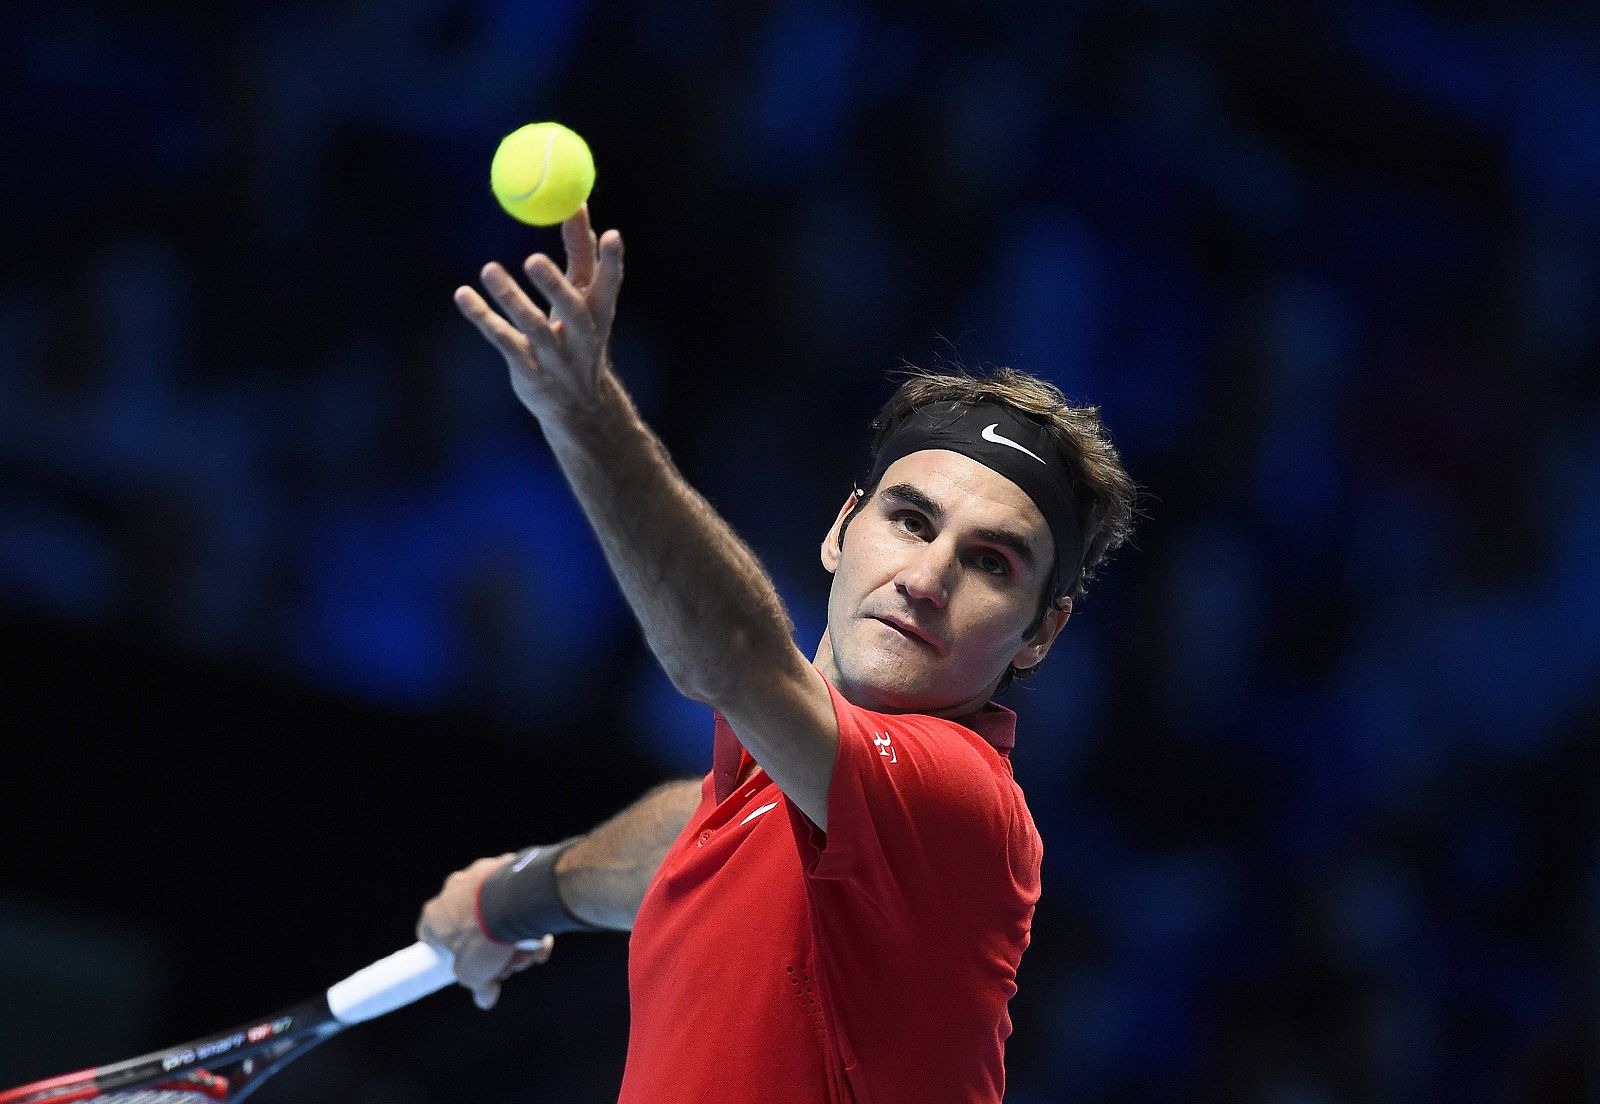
[782,676,1019,914]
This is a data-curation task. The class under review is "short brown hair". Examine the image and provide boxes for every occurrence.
[853,360,1142,688]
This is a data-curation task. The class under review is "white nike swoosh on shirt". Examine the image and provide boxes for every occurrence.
[981,423,1047,464]
[739,801,780,826]
[511,847,542,872]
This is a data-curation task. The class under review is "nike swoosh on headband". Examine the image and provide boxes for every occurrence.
[981,423,1047,464]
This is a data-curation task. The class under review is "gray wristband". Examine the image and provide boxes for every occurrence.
[475,835,603,943]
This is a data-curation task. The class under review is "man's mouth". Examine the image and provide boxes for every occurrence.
[872,616,941,652]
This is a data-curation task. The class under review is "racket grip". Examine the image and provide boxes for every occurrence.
[327,938,548,1024]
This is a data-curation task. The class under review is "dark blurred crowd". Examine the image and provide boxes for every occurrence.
[2,1,1596,1101]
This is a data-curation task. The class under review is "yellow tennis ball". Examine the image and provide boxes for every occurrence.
[489,122,595,226]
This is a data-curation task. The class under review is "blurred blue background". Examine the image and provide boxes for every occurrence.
[2,1,1596,1101]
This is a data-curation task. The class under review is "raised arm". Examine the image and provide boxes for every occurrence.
[453,206,839,827]
[417,778,702,1008]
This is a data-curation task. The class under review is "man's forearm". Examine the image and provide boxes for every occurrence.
[539,366,796,703]
[554,778,703,931]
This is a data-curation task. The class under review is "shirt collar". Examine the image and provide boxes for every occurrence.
[963,698,1018,752]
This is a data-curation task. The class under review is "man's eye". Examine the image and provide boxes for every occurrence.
[974,552,1010,576]
[893,512,927,536]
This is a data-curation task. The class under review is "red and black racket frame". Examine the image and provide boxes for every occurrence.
[0,995,343,1104]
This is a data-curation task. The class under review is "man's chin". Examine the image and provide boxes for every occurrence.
[832,659,944,714]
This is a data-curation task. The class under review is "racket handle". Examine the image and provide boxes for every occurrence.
[326,938,549,1024]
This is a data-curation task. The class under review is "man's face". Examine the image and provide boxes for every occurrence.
[817,450,1070,716]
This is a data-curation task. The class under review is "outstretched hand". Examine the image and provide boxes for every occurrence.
[454,204,625,421]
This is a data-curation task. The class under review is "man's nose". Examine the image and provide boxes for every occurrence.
[895,542,953,608]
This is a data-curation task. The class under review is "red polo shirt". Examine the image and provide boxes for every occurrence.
[618,674,1042,1104]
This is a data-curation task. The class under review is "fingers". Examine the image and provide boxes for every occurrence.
[472,933,555,1010]
[509,934,555,970]
[468,254,582,349]
[480,261,553,336]
[460,267,565,372]
[563,204,598,289]
[591,230,625,343]
[414,852,554,1014]
[456,223,623,397]
[523,254,589,332]
[454,285,531,359]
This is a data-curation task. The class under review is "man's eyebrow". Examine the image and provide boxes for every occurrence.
[880,483,1040,571]
[882,483,944,521]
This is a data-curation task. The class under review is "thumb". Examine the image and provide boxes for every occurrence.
[510,933,556,970]
[474,981,500,1011]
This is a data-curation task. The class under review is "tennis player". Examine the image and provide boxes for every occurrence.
[417,205,1138,1102]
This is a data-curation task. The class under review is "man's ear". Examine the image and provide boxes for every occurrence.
[821,489,864,573]
[1009,596,1073,672]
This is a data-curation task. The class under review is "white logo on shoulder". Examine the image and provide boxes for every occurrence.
[981,423,1047,464]
[511,847,542,873]
[872,731,898,764]
[739,801,779,826]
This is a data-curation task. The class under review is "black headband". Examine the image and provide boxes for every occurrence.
[865,401,1085,594]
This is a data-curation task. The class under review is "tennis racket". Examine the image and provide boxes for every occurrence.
[0,939,541,1104]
